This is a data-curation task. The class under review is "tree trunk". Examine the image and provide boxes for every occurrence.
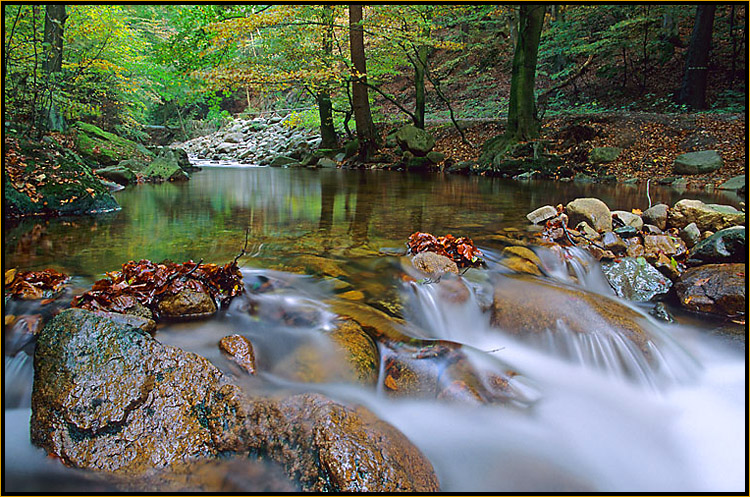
[349,5,378,160]
[506,4,545,141]
[677,4,716,109]
[42,4,67,132]
[413,21,430,129]
[318,5,338,149]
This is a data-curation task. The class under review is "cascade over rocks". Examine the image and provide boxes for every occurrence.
[31,309,440,492]
[174,116,322,166]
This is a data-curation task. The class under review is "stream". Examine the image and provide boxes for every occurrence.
[3,164,746,492]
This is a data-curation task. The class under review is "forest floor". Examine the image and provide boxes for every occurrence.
[425,111,745,189]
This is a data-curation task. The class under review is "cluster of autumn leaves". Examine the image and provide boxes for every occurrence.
[6,231,483,316]
[5,259,244,319]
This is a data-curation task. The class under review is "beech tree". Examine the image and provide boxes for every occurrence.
[506,4,546,141]
[349,4,378,160]
[41,4,66,131]
[677,4,716,109]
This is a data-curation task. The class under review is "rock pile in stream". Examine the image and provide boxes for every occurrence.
[525,197,746,319]
[173,116,322,165]
[31,308,440,492]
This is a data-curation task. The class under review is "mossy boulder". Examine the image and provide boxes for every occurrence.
[4,140,119,218]
[143,156,189,182]
[95,165,137,186]
[73,122,153,167]
[589,146,622,164]
[395,125,435,156]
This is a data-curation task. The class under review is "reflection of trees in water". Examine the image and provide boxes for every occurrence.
[349,173,375,246]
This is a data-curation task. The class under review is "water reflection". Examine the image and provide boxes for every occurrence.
[4,166,742,281]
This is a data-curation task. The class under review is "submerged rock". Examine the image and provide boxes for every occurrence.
[31,309,440,491]
[490,274,652,359]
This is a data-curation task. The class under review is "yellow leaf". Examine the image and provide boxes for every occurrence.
[5,268,17,285]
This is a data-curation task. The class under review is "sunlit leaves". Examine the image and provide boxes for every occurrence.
[407,232,484,268]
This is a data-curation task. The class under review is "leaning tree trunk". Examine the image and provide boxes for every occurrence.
[317,5,338,149]
[506,4,545,142]
[677,4,716,110]
[42,4,66,132]
[349,4,379,161]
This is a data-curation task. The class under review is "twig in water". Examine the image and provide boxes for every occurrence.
[233,228,251,265]
[646,179,652,209]
[484,347,505,353]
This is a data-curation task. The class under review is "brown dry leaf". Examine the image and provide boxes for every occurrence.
[384,374,399,391]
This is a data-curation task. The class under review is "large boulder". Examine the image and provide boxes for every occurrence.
[95,165,137,186]
[674,264,746,317]
[565,198,612,232]
[687,226,746,266]
[4,141,119,218]
[143,157,189,182]
[394,125,435,157]
[672,150,723,175]
[31,309,440,491]
[667,199,745,231]
[600,257,672,302]
[73,122,152,166]
[717,174,746,192]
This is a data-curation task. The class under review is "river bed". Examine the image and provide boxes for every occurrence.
[3,165,746,492]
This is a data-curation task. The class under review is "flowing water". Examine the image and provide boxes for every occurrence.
[3,164,746,492]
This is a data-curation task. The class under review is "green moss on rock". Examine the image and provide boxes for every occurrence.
[73,121,152,167]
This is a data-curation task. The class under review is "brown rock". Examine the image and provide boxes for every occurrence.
[674,263,746,317]
[158,287,217,320]
[411,251,458,278]
[219,334,256,375]
[31,309,440,492]
[490,274,652,356]
[625,237,645,258]
[642,234,687,262]
[328,318,379,385]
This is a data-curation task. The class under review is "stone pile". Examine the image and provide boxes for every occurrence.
[526,197,746,318]
[173,116,322,165]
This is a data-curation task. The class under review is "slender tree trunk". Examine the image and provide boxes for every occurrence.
[349,5,378,161]
[42,4,66,132]
[506,4,545,141]
[413,27,429,129]
[318,6,338,149]
[677,4,716,109]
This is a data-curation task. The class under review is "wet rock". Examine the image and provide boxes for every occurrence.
[575,221,601,240]
[601,257,672,302]
[565,198,612,232]
[642,204,669,230]
[411,251,458,278]
[652,252,683,282]
[382,346,440,398]
[501,246,543,275]
[526,205,558,225]
[625,237,645,258]
[143,156,189,182]
[219,334,256,375]
[717,174,746,191]
[490,274,652,356]
[611,210,643,230]
[642,234,687,262]
[642,224,664,235]
[269,155,298,167]
[601,231,627,253]
[394,125,435,156]
[91,310,156,334]
[614,226,639,238]
[668,199,745,231]
[679,222,701,248]
[294,255,348,278]
[687,226,745,266]
[649,302,675,323]
[674,263,746,317]
[435,277,472,303]
[32,309,440,491]
[157,287,217,320]
[672,150,723,175]
[327,318,379,385]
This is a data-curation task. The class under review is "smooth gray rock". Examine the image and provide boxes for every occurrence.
[673,150,723,175]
